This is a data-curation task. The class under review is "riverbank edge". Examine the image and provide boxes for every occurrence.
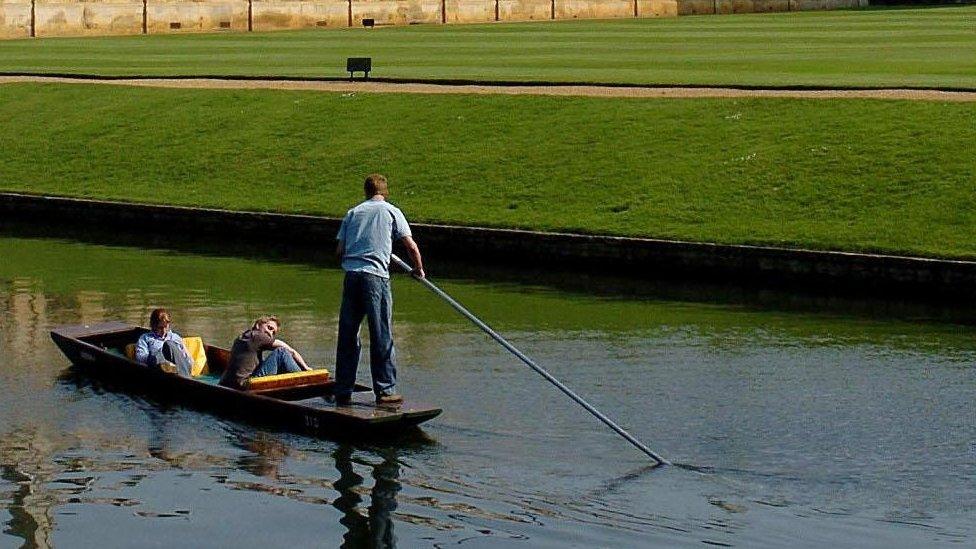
[3,73,976,94]
[2,192,974,299]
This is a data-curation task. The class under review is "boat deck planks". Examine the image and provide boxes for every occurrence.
[296,392,439,422]
[53,321,132,339]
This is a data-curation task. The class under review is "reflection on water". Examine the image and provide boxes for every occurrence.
[0,373,414,548]
[0,430,409,549]
[5,217,976,326]
[1,429,56,549]
[51,367,414,548]
[333,445,400,549]
[0,229,975,547]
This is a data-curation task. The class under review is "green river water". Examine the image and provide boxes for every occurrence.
[0,228,973,547]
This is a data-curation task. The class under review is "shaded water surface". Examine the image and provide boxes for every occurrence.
[0,230,974,547]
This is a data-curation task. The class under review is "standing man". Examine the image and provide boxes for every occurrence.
[335,174,425,406]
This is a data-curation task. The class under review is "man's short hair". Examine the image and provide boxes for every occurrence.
[364,174,389,198]
[252,315,280,330]
[149,308,171,330]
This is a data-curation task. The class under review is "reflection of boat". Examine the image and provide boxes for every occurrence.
[50,322,442,437]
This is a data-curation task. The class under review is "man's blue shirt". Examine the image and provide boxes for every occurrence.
[337,199,412,279]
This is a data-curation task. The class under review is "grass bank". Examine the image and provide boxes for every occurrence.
[0,8,975,88]
[1,83,974,259]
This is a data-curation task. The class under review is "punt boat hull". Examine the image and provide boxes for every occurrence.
[50,322,442,439]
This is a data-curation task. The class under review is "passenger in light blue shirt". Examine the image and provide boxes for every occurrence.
[334,174,425,406]
[135,308,192,376]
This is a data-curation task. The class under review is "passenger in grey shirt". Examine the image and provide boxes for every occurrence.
[334,174,425,406]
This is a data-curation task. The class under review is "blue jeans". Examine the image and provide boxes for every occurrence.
[335,272,397,399]
[253,348,303,377]
[148,340,192,377]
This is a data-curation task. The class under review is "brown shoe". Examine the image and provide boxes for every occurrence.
[158,360,178,375]
[376,394,403,405]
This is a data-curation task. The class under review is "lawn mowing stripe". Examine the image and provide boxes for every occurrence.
[0,8,974,88]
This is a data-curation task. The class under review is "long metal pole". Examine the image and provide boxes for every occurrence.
[390,254,669,466]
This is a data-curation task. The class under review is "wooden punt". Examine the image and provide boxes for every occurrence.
[50,322,442,437]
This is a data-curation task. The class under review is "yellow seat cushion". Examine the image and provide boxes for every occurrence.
[183,336,208,377]
[125,343,137,360]
[245,369,330,390]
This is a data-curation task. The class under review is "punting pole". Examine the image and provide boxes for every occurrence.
[390,254,670,467]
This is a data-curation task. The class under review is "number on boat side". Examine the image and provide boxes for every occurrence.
[304,415,319,430]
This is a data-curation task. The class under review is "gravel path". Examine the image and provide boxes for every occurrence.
[3,75,976,101]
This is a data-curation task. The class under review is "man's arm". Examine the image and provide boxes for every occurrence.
[401,236,425,279]
[271,339,312,371]
[134,334,150,364]
[336,211,349,260]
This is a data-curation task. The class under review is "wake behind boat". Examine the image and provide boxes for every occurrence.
[50,322,442,437]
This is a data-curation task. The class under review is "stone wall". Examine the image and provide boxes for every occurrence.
[676,0,865,13]
[251,0,348,31]
[351,0,442,25]
[34,0,143,38]
[496,0,551,21]
[445,0,493,23]
[0,1,32,39]
[0,0,869,40]
[638,0,677,16]
[147,0,248,33]
[2,192,974,300]
[555,0,633,19]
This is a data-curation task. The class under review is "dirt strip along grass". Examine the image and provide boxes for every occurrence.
[6,76,976,101]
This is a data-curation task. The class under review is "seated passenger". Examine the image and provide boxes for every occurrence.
[135,308,192,376]
[218,315,311,390]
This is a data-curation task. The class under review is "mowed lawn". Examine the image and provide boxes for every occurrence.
[1,7,975,88]
[2,83,974,258]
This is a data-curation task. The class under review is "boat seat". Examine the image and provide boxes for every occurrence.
[123,336,208,377]
[183,337,208,377]
[245,369,331,391]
